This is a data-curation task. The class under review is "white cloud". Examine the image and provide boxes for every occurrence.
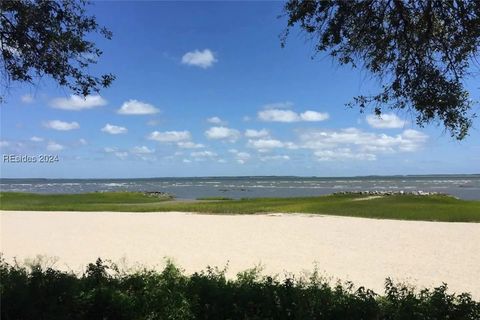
[50,94,107,110]
[207,116,226,125]
[177,141,204,149]
[235,152,251,164]
[260,155,290,161]
[191,151,217,159]
[46,141,64,151]
[115,152,128,159]
[205,126,240,142]
[78,138,88,145]
[366,113,407,129]
[21,94,34,104]
[30,136,44,142]
[243,127,427,162]
[148,130,191,142]
[0,140,10,147]
[44,120,80,131]
[299,128,428,159]
[314,149,376,161]
[398,129,428,151]
[104,147,128,159]
[181,49,217,69]
[131,146,155,154]
[101,123,128,135]
[229,149,251,164]
[258,108,329,123]
[300,110,330,121]
[247,138,285,150]
[258,109,299,122]
[118,99,160,115]
[183,159,192,163]
[244,129,270,138]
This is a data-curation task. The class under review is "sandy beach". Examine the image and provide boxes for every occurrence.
[1,211,479,297]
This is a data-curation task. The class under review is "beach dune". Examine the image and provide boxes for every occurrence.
[1,211,479,298]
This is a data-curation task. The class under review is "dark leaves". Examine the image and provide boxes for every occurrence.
[0,0,115,98]
[282,0,480,139]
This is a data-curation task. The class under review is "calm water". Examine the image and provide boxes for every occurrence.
[1,175,479,200]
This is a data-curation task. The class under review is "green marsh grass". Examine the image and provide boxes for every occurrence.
[1,192,479,222]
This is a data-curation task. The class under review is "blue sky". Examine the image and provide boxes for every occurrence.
[1,1,479,178]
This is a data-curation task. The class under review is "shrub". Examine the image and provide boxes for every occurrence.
[1,257,478,319]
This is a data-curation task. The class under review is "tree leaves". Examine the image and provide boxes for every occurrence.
[0,0,115,98]
[282,0,480,139]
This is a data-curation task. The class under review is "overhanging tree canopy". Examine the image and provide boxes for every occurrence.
[282,0,480,139]
[0,0,114,101]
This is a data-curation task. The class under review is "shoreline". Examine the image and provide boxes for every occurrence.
[2,210,479,298]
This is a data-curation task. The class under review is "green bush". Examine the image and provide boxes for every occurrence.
[1,257,478,319]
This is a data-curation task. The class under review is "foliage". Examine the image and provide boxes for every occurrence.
[1,191,479,222]
[1,257,479,319]
[0,0,114,99]
[282,0,480,139]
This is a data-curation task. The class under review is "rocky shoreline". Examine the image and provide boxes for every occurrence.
[333,190,451,197]
[142,191,174,199]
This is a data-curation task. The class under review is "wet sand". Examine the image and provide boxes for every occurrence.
[1,211,479,297]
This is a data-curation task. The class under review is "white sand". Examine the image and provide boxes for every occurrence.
[1,211,479,297]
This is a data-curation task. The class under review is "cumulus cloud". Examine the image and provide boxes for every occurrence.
[229,149,251,164]
[44,120,80,131]
[104,147,128,159]
[191,151,217,160]
[21,94,34,104]
[300,110,330,121]
[398,129,429,151]
[247,138,285,150]
[258,109,299,122]
[207,116,226,125]
[30,136,44,142]
[148,130,191,142]
[244,129,270,138]
[366,113,407,129]
[78,138,88,146]
[118,99,159,115]
[205,126,240,142]
[258,108,329,122]
[50,94,107,110]
[244,127,427,162]
[46,141,64,151]
[260,155,290,161]
[314,149,376,161]
[181,49,217,69]
[101,123,128,135]
[177,141,204,149]
[131,146,155,154]
[298,128,428,160]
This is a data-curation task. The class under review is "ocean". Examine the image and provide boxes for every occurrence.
[1,175,479,200]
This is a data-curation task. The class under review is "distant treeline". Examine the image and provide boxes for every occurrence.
[1,257,479,319]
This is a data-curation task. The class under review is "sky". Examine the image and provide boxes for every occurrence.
[0,1,479,179]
